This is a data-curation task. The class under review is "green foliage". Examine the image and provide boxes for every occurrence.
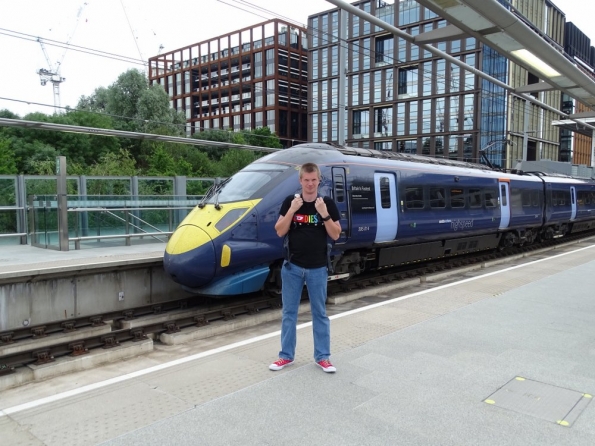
[87,149,138,177]
[1,66,282,188]
[215,150,261,177]
[0,139,17,174]
[241,127,283,149]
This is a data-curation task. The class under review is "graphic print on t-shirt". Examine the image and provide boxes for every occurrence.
[293,213,320,225]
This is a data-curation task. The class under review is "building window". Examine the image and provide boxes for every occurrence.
[398,67,418,98]
[375,141,393,151]
[410,26,419,60]
[312,17,319,47]
[376,1,394,27]
[332,111,338,141]
[331,78,338,108]
[254,52,262,78]
[265,49,275,76]
[374,71,382,102]
[331,46,339,76]
[321,112,328,141]
[352,75,359,106]
[352,11,360,38]
[396,102,405,135]
[410,101,418,134]
[363,38,371,70]
[312,113,319,142]
[450,96,459,131]
[353,109,370,137]
[351,43,360,72]
[398,139,417,154]
[266,79,275,106]
[362,73,370,104]
[267,110,275,133]
[421,99,431,134]
[375,36,394,66]
[399,0,420,26]
[374,107,393,136]
[254,82,263,108]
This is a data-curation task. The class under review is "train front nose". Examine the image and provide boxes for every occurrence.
[164,225,216,288]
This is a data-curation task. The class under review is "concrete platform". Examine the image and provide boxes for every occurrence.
[1,240,595,445]
[0,242,167,281]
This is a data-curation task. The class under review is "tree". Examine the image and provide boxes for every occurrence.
[216,149,261,177]
[0,138,17,174]
[241,127,283,149]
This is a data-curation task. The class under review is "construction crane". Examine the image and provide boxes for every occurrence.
[36,2,87,113]
[37,38,66,113]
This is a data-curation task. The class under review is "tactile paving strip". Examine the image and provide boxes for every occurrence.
[484,376,593,426]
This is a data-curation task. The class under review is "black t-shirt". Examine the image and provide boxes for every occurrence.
[279,195,341,268]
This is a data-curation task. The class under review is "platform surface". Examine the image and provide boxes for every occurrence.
[0,242,166,279]
[1,240,595,445]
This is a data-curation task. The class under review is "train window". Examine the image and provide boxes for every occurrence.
[485,189,498,208]
[203,170,282,203]
[429,187,445,208]
[531,191,539,207]
[334,174,345,203]
[450,188,465,208]
[587,192,593,205]
[405,187,424,209]
[469,189,481,208]
[215,208,249,232]
[521,191,531,207]
[380,177,391,209]
[577,191,584,206]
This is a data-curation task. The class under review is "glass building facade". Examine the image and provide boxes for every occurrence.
[308,0,578,168]
[148,19,309,148]
[309,0,482,162]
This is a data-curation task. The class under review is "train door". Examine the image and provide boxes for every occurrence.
[570,187,577,221]
[374,173,398,242]
[499,180,511,230]
[332,167,350,244]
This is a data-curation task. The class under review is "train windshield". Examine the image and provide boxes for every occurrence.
[203,163,290,203]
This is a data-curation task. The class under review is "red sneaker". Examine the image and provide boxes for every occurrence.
[269,358,294,371]
[316,359,336,373]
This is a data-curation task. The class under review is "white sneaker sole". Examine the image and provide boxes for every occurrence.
[269,361,294,371]
[316,363,336,373]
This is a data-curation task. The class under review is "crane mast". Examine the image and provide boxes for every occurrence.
[36,2,87,113]
[37,39,65,113]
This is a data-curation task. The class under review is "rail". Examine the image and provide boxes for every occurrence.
[29,195,203,250]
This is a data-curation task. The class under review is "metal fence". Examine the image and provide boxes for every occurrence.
[0,174,219,249]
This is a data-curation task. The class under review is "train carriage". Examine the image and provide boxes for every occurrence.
[163,143,595,296]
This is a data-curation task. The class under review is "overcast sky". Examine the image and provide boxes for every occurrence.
[0,0,593,118]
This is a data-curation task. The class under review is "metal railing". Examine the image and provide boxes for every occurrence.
[28,195,203,250]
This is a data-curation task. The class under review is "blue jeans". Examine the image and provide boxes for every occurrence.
[279,261,331,362]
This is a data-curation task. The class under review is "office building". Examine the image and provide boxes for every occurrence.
[148,19,309,148]
[308,0,594,169]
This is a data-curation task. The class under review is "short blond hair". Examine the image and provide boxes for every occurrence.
[299,162,321,179]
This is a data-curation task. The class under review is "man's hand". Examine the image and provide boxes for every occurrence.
[314,197,328,218]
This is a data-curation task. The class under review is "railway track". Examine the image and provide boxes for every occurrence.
[1,231,594,377]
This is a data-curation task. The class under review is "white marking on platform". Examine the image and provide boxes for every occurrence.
[1,243,594,418]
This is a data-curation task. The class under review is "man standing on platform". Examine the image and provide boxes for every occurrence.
[269,163,342,373]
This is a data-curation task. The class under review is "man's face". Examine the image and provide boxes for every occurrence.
[299,171,320,195]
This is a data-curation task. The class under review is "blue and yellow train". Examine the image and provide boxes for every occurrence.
[164,143,595,296]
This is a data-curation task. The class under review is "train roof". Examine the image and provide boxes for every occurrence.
[257,143,595,184]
